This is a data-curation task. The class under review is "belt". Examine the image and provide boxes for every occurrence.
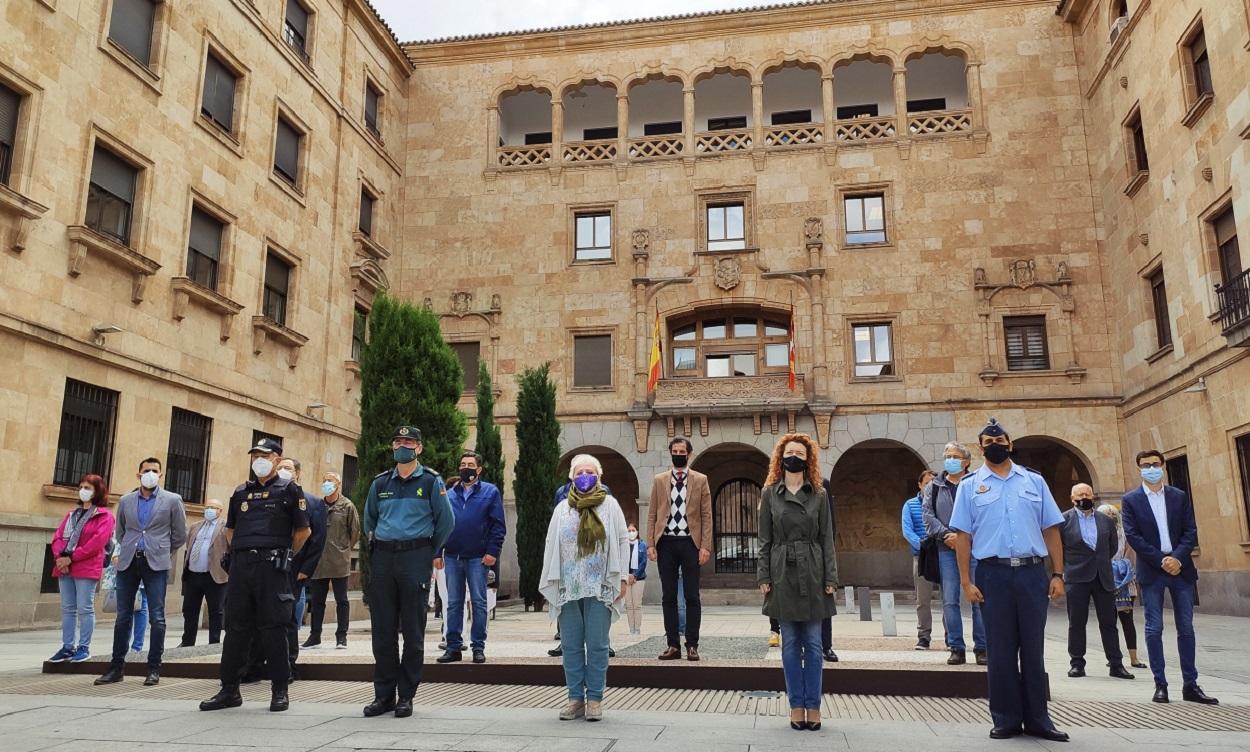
[373,537,432,552]
[980,556,1044,567]
[234,547,285,558]
[133,550,146,558]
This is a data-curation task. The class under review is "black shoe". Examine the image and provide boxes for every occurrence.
[1024,727,1069,742]
[270,688,289,712]
[176,641,194,648]
[548,647,563,657]
[914,638,930,650]
[436,650,462,663]
[472,650,485,664]
[301,636,321,649]
[1182,684,1219,705]
[989,727,1022,739]
[790,720,809,731]
[1109,666,1135,680]
[823,649,838,662]
[143,669,160,686]
[1152,684,1169,703]
[394,698,413,718]
[947,650,966,665]
[94,667,124,685]
[199,688,243,711]
[363,697,396,717]
[975,649,988,666]
[1131,661,1147,669]
[608,648,616,658]
[1067,667,1085,678]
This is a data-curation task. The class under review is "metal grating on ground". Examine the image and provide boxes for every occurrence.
[1,674,1248,732]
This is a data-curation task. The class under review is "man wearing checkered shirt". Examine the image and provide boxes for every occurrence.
[647,437,712,661]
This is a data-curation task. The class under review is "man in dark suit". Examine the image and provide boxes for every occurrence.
[1061,483,1132,680]
[1121,449,1217,705]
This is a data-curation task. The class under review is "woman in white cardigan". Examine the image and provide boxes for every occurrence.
[539,454,629,722]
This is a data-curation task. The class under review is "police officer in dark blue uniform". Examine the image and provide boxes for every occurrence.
[362,426,455,719]
[200,437,310,713]
[951,418,1069,742]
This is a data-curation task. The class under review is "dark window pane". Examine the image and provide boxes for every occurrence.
[0,83,18,185]
[351,307,367,361]
[201,53,237,132]
[707,116,747,131]
[365,83,380,134]
[187,205,223,289]
[1237,435,1250,536]
[1190,29,1213,97]
[359,189,374,236]
[109,0,156,66]
[54,379,119,486]
[524,131,552,145]
[86,146,137,244]
[1149,268,1171,349]
[1214,208,1241,284]
[770,109,811,125]
[166,407,211,504]
[573,334,612,387]
[1165,455,1191,502]
[906,98,947,113]
[342,453,359,500]
[582,126,617,141]
[274,117,301,183]
[1129,114,1148,172]
[263,252,291,325]
[836,103,878,119]
[1004,315,1050,371]
[89,146,137,202]
[451,342,480,391]
[643,121,681,136]
[284,0,309,58]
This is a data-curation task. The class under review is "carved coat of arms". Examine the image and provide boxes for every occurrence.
[450,291,473,314]
[714,257,741,291]
[1009,259,1037,289]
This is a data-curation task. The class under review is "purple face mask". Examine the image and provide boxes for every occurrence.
[573,474,598,493]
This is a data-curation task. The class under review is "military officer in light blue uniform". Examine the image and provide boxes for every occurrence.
[951,418,1069,743]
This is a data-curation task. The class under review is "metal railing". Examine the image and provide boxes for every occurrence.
[1215,267,1250,333]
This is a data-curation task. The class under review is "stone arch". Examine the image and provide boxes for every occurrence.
[1012,434,1099,502]
[558,444,642,525]
[900,39,979,66]
[691,441,771,582]
[757,51,826,79]
[623,64,690,91]
[690,58,753,84]
[556,73,623,100]
[492,77,555,106]
[826,411,953,470]
[830,47,898,71]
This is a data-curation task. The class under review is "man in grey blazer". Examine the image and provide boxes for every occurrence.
[96,457,187,687]
[1061,483,1133,680]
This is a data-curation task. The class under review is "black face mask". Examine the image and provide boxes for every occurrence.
[671,453,689,469]
[459,468,478,484]
[781,455,808,474]
[982,443,1011,465]
[1076,498,1095,511]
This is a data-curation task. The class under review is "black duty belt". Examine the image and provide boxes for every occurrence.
[234,547,285,558]
[979,556,1044,567]
[373,537,432,552]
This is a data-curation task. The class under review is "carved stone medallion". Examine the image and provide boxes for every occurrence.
[714,257,741,291]
[1009,259,1036,289]
[450,291,473,314]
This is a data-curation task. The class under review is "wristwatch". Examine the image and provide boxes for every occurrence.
[1050,572,1064,581]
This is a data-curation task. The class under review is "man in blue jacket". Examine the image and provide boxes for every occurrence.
[901,469,936,650]
[435,451,505,664]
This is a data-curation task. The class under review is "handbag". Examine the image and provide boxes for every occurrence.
[917,535,942,584]
[102,588,117,614]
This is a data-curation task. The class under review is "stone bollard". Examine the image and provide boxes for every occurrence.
[857,586,872,621]
[880,592,897,636]
[844,585,855,612]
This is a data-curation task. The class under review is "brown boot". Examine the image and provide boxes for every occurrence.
[686,646,701,661]
[658,646,681,660]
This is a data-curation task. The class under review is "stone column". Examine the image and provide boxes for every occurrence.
[892,66,908,137]
[683,86,696,154]
[965,61,983,126]
[820,72,835,141]
[634,284,650,405]
[617,92,629,163]
[486,105,499,168]
[809,275,829,400]
[551,98,564,165]
[751,80,765,148]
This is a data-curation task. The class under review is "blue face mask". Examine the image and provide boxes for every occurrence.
[1140,466,1164,485]
[203,508,219,522]
[394,446,417,464]
[943,458,964,475]
[321,481,337,496]
[573,474,598,493]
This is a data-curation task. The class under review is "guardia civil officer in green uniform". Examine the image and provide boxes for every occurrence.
[362,426,455,719]
[200,437,310,713]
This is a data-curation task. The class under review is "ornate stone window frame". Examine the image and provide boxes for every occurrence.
[252,237,307,367]
[973,259,1085,385]
[568,325,617,393]
[434,291,503,399]
[171,189,243,341]
[696,187,755,253]
[568,201,616,266]
[836,181,895,252]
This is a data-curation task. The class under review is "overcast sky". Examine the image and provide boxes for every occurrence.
[373,0,774,42]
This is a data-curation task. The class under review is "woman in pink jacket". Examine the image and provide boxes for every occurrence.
[49,474,114,663]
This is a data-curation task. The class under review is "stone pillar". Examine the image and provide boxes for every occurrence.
[965,61,983,126]
[551,98,564,165]
[892,67,908,137]
[809,276,829,400]
[634,285,649,405]
[486,105,499,169]
[751,80,764,148]
[820,72,835,140]
[683,86,696,153]
[616,92,629,163]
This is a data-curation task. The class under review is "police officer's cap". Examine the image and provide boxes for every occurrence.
[978,417,1009,440]
[249,436,283,454]
[391,425,423,441]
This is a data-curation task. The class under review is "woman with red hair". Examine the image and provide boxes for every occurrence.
[758,433,837,731]
[49,474,115,663]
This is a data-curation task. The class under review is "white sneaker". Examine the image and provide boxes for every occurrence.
[585,700,602,721]
[559,700,585,720]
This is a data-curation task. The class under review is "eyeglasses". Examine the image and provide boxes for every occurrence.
[1138,461,1163,469]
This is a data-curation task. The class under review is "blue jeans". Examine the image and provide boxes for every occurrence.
[131,588,148,651]
[779,619,823,710]
[559,597,612,702]
[294,583,307,631]
[112,558,167,668]
[445,556,489,651]
[58,576,97,648]
[938,548,984,651]
[1141,576,1197,687]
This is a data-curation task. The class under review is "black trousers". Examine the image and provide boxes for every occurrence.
[219,551,294,689]
[245,575,303,678]
[658,536,702,648]
[976,560,1053,733]
[309,576,350,641]
[1066,579,1124,670]
[370,545,433,701]
[181,570,225,645]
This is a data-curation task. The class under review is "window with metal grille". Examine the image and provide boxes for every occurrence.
[187,206,223,290]
[1148,267,1171,349]
[844,193,886,245]
[284,0,310,60]
[359,188,375,237]
[351,306,367,361]
[263,251,291,326]
[1237,434,1250,536]
[852,322,894,377]
[713,479,762,574]
[85,145,138,245]
[364,82,381,136]
[274,116,302,185]
[706,203,745,251]
[1003,315,1050,371]
[342,454,359,499]
[451,342,480,392]
[574,211,611,261]
[166,407,211,504]
[573,334,612,388]
[201,52,238,133]
[53,379,119,486]
[0,82,19,186]
[1126,109,1148,173]
[1165,454,1191,503]
[108,0,157,66]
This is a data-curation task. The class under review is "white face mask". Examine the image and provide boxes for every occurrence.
[78,487,95,504]
[252,458,274,478]
[628,530,638,541]
[277,468,294,482]
[140,471,159,489]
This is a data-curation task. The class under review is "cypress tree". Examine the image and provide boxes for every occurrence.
[512,363,561,610]
[474,360,504,488]
[353,292,467,601]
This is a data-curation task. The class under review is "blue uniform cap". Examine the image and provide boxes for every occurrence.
[978,417,1009,440]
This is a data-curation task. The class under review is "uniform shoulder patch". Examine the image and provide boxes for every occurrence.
[374,469,391,479]
[298,498,307,511]
[232,482,250,494]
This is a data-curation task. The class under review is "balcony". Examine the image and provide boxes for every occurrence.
[562,139,617,163]
[1215,268,1250,346]
[763,123,823,147]
[909,108,973,136]
[628,134,684,160]
[835,115,897,143]
[696,129,752,153]
[653,373,806,415]
[497,144,551,168]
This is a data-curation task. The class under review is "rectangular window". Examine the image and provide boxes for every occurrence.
[109,0,157,66]
[1004,315,1050,371]
[707,203,746,251]
[1148,267,1172,350]
[0,82,19,186]
[284,0,310,61]
[451,341,480,392]
[85,145,138,245]
[770,109,812,125]
[906,97,947,113]
[1165,454,1192,503]
[582,126,617,141]
[351,306,367,361]
[707,116,747,131]
[1186,26,1214,100]
[1237,434,1250,534]
[1127,110,1148,173]
[201,52,238,133]
[574,211,611,261]
[1214,206,1242,285]
[765,342,789,368]
[274,116,302,185]
[187,206,223,290]
[673,347,696,371]
[644,121,682,136]
[263,251,291,326]
[166,407,211,505]
[54,379,119,486]
[837,103,879,119]
[364,81,381,137]
[852,322,894,378]
[359,188,375,237]
[524,131,552,145]
[844,193,886,245]
[573,334,612,388]
[342,453,358,500]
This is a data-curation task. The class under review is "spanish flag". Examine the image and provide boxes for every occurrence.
[787,302,797,392]
[646,310,662,394]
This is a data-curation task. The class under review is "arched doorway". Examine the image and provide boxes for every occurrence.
[1011,435,1095,503]
[691,442,770,586]
[828,439,928,588]
[557,446,641,524]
